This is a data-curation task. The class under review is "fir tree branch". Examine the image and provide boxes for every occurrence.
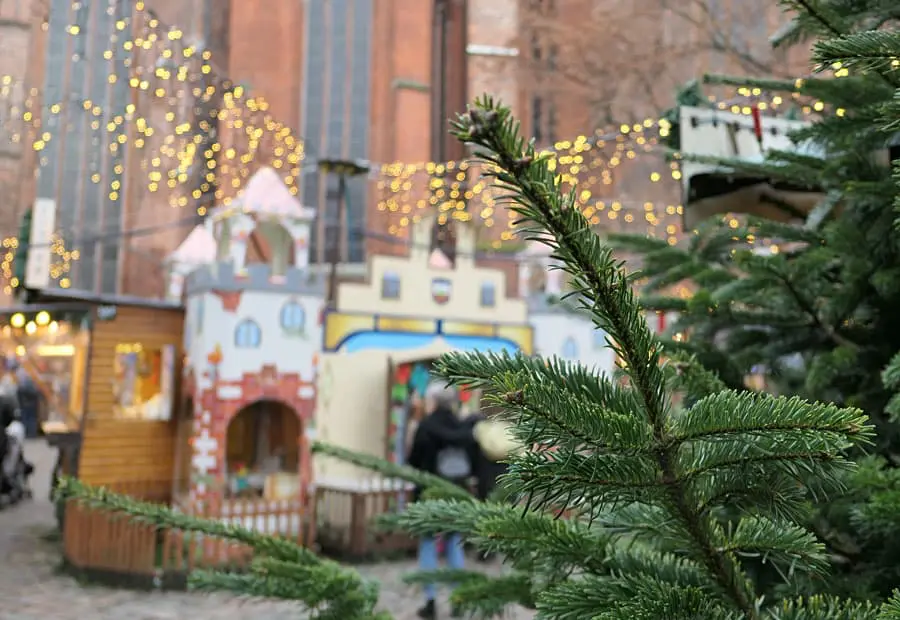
[764,262,860,350]
[56,478,317,564]
[671,391,871,445]
[381,499,508,538]
[779,594,881,619]
[718,516,829,574]
[54,477,382,618]
[447,572,537,616]
[451,103,667,427]
[311,442,473,501]
[789,0,900,89]
[879,590,900,618]
[881,350,900,391]
[813,31,900,75]
[669,352,728,401]
[437,351,651,453]
[703,73,806,93]
[790,0,847,39]
[191,558,385,620]
[451,97,762,618]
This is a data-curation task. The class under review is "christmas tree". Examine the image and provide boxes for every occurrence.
[609,1,900,603]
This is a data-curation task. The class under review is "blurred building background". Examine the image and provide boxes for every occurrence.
[0,0,812,301]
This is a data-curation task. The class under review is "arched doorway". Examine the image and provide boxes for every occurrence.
[224,399,301,499]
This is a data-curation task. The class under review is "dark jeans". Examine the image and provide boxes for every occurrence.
[476,460,509,501]
[20,406,39,439]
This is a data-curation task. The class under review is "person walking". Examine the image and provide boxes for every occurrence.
[407,381,475,619]
[15,368,40,439]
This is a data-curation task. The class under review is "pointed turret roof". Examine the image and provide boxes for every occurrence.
[428,248,453,269]
[169,225,216,265]
[234,166,309,219]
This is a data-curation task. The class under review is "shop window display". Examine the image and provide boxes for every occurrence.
[387,358,482,467]
[385,359,482,510]
[0,309,91,433]
[112,343,176,421]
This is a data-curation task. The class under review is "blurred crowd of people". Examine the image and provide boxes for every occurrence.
[1,358,41,439]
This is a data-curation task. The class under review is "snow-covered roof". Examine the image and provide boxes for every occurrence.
[169,225,216,265]
[212,166,313,221]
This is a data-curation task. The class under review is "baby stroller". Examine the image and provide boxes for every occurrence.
[0,391,33,506]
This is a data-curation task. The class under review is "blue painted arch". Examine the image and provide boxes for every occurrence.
[339,331,521,355]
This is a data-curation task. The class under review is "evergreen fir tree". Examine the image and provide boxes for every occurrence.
[610,1,900,603]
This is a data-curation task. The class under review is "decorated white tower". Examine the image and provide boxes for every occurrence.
[169,166,326,512]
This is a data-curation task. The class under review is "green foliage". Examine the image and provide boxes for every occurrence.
[879,592,900,618]
[312,442,473,502]
[811,27,900,225]
[772,0,900,52]
[420,95,872,618]
[613,3,900,609]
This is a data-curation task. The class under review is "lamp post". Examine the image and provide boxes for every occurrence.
[315,158,371,309]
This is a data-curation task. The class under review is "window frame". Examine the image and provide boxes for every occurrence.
[234,318,262,348]
[480,281,497,308]
[280,300,306,332]
[562,337,578,359]
[381,271,402,300]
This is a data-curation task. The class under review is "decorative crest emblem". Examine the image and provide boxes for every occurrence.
[431,278,452,305]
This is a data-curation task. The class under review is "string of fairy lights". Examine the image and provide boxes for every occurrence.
[368,83,822,247]
[0,0,829,294]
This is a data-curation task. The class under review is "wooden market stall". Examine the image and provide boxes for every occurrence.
[0,289,185,500]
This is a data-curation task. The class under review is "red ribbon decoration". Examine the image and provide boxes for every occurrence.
[751,105,763,149]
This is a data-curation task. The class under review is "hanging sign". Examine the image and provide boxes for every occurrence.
[24,198,57,290]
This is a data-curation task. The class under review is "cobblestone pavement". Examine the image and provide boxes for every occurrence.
[0,441,534,619]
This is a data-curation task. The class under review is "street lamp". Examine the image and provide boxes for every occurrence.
[316,157,371,308]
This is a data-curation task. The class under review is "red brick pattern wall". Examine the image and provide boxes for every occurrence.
[190,367,316,509]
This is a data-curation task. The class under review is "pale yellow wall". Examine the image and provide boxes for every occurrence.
[315,339,455,486]
[337,216,528,324]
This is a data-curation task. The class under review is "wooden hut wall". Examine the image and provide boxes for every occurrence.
[78,305,184,495]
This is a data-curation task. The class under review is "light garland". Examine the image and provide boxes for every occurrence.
[0,0,827,293]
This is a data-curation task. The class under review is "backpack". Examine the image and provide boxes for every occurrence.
[473,419,520,462]
[436,446,471,480]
